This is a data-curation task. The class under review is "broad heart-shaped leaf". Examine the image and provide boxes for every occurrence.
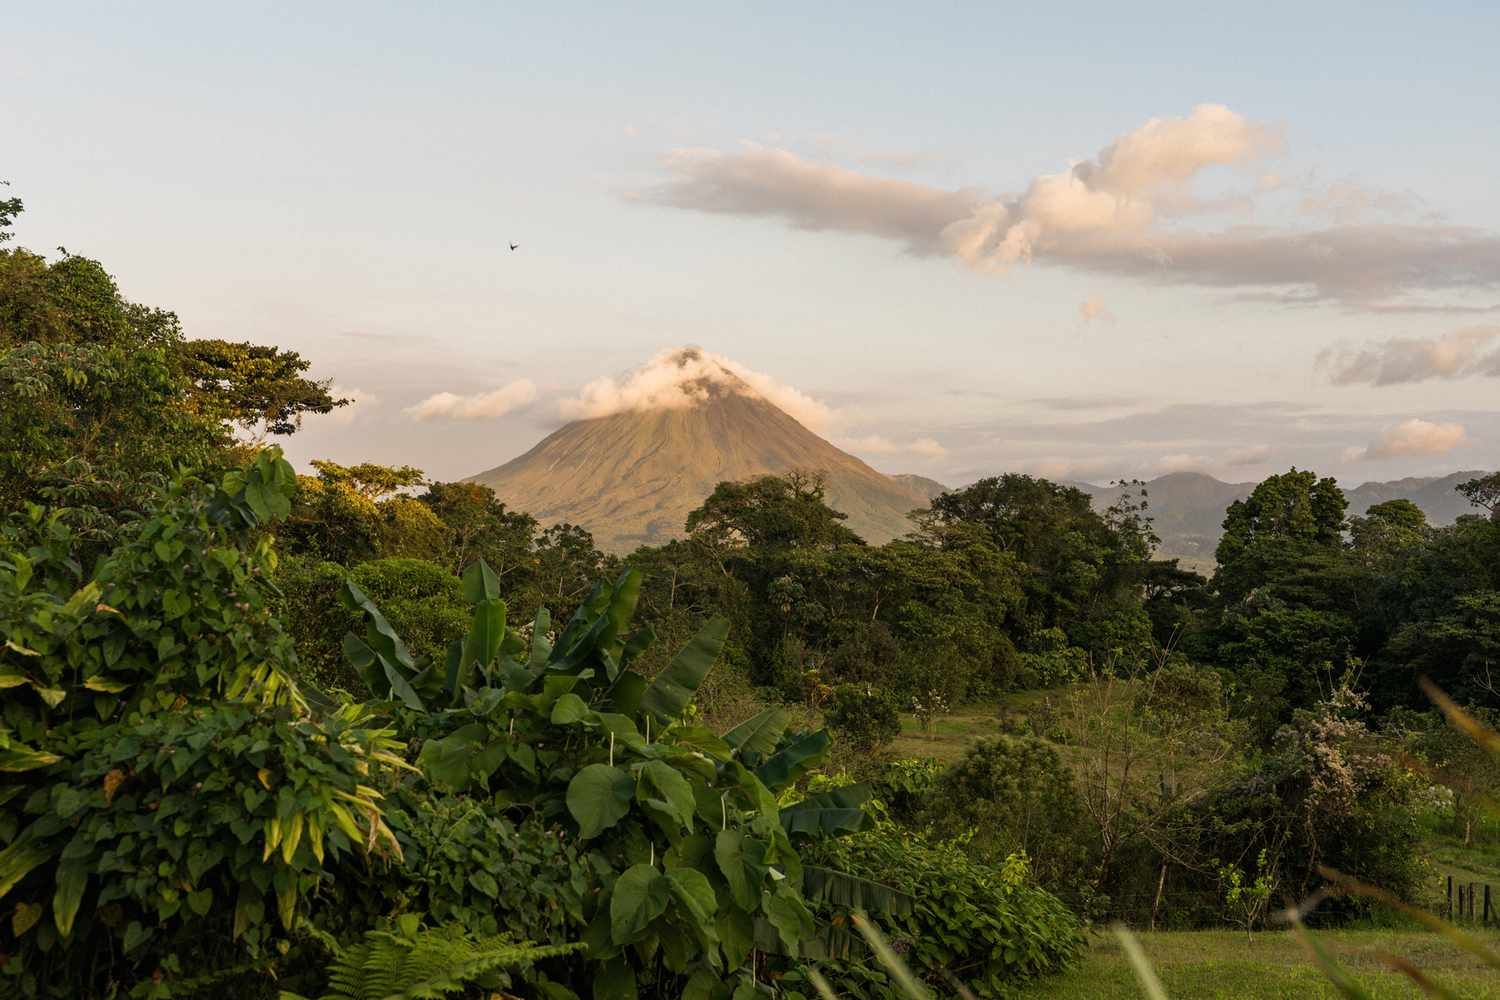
[462,597,507,674]
[763,887,814,955]
[779,783,870,840]
[461,557,503,603]
[52,859,87,937]
[667,867,719,939]
[754,730,832,793]
[640,617,729,726]
[636,760,696,834]
[717,907,756,971]
[610,864,672,945]
[721,707,789,756]
[669,726,733,762]
[551,692,590,724]
[714,829,769,911]
[417,722,489,789]
[567,764,635,839]
[339,580,415,670]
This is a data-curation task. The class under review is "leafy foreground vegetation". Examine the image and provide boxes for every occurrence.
[4,186,1500,997]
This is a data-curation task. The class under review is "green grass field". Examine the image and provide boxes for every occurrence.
[1012,928,1500,999]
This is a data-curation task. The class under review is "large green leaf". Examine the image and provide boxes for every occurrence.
[667,868,720,955]
[462,597,507,675]
[779,783,870,840]
[345,632,424,710]
[53,859,87,937]
[0,835,49,900]
[800,866,913,917]
[721,707,789,756]
[529,607,552,666]
[714,829,769,911]
[0,745,62,772]
[610,864,671,945]
[339,580,415,670]
[567,764,635,839]
[754,730,831,792]
[640,617,728,725]
[763,888,814,955]
[636,760,696,833]
[461,557,503,603]
[417,722,490,790]
[603,569,644,653]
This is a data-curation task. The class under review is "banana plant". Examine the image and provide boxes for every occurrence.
[341,561,898,999]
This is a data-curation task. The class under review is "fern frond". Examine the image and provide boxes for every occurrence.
[302,924,583,1000]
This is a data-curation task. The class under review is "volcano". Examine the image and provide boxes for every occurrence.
[468,349,940,552]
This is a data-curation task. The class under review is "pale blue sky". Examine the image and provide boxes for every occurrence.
[5,2,1499,486]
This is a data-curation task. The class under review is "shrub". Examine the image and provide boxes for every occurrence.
[919,737,1092,894]
[0,449,410,999]
[825,684,902,753]
[806,824,1082,996]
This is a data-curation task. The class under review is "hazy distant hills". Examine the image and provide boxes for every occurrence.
[1077,470,1491,566]
[468,351,934,553]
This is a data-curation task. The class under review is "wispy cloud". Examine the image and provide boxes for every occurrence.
[1343,418,1467,461]
[325,385,379,425]
[839,434,947,459]
[1319,326,1500,385]
[405,379,538,421]
[638,104,1500,310]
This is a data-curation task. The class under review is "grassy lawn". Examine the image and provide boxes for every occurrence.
[1013,928,1500,999]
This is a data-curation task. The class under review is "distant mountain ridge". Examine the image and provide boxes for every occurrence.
[1076,470,1491,566]
[468,349,937,553]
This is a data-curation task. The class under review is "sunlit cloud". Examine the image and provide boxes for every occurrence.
[639,104,1500,310]
[839,434,947,459]
[1319,327,1500,385]
[325,385,378,425]
[558,346,839,432]
[1343,418,1467,461]
[405,379,538,421]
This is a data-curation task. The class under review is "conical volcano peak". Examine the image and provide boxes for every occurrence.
[473,347,937,552]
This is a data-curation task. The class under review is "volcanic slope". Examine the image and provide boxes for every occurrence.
[469,352,936,553]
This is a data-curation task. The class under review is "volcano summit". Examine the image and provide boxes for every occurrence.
[468,348,938,552]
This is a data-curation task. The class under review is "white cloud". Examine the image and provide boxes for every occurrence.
[405,379,538,421]
[1225,444,1272,466]
[326,385,378,425]
[1344,418,1467,461]
[839,434,947,459]
[559,346,838,432]
[1078,298,1114,324]
[1319,326,1500,385]
[637,143,980,254]
[640,105,1500,309]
